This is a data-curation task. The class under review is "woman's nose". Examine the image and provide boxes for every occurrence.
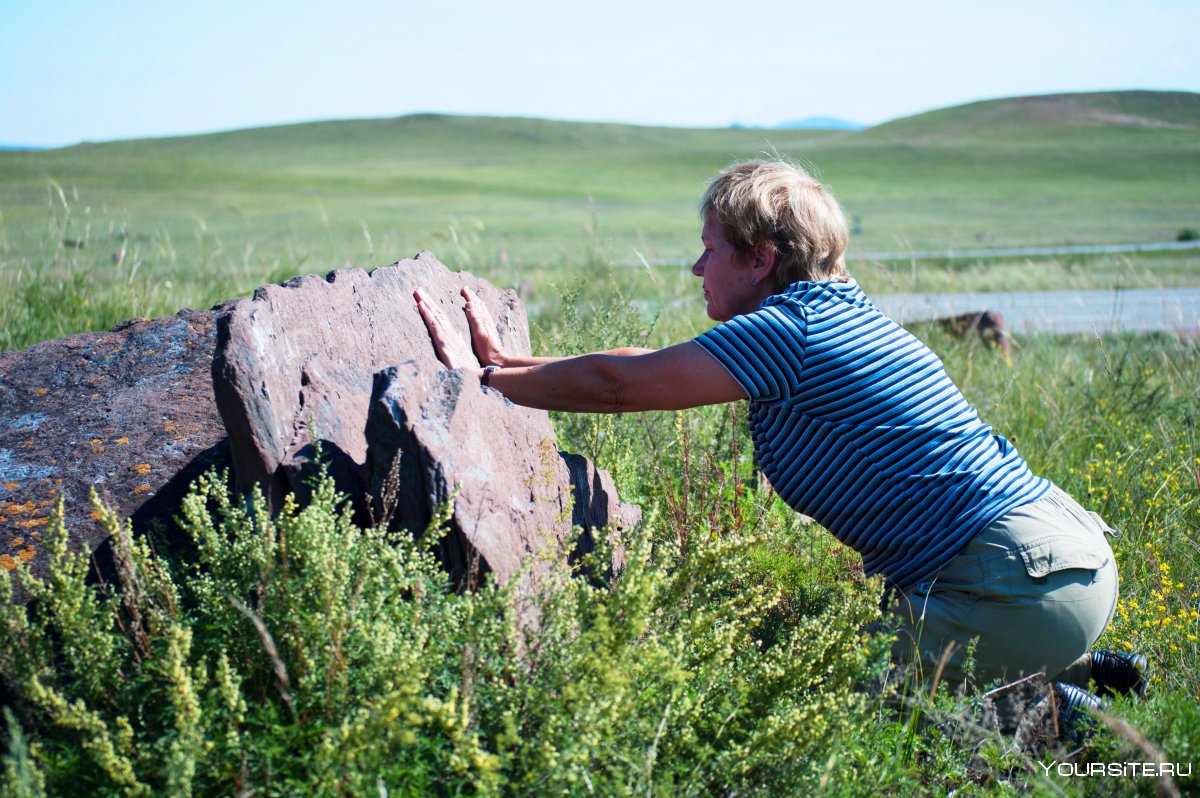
[691,258,704,276]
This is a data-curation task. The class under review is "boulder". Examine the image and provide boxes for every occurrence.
[0,310,230,592]
[213,251,639,593]
[365,363,637,592]
[934,310,1012,354]
[211,251,530,511]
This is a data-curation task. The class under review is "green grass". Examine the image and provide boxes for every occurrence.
[1,91,1198,794]
[2,297,1197,796]
[2,91,1199,351]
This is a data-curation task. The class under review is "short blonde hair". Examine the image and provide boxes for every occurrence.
[700,160,850,289]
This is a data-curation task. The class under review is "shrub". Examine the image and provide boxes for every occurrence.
[0,466,888,796]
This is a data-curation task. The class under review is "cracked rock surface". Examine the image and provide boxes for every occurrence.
[0,310,230,593]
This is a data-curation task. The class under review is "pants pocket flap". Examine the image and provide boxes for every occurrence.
[1087,510,1122,538]
[1018,535,1109,578]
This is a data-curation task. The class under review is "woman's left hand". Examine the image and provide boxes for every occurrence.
[415,288,479,370]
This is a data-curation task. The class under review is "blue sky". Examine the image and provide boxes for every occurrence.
[1,0,1197,147]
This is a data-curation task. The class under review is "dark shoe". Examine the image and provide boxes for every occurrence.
[1054,682,1102,746]
[1091,648,1148,699]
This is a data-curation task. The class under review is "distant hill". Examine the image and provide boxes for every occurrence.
[865,90,1200,141]
[775,116,866,131]
[1,90,1196,268]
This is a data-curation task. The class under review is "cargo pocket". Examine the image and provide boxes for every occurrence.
[1087,510,1121,538]
[1018,534,1109,581]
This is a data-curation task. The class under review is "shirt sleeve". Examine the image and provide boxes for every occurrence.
[693,303,808,405]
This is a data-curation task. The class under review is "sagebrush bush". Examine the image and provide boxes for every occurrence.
[0,458,891,796]
[4,280,1199,797]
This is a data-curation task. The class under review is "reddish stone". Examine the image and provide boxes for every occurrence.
[365,363,635,597]
[0,310,230,594]
[211,251,530,510]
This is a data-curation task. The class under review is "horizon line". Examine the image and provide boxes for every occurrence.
[4,87,1195,151]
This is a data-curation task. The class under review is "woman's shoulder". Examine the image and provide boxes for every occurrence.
[764,278,871,311]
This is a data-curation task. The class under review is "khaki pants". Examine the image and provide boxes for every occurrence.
[888,485,1120,689]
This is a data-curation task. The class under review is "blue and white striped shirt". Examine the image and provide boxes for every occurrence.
[694,280,1049,591]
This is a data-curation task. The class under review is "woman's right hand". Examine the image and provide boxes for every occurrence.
[461,286,507,366]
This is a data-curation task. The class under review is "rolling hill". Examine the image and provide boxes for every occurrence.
[864,90,1200,141]
[0,90,1196,332]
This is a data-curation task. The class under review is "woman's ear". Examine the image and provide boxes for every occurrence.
[751,242,777,283]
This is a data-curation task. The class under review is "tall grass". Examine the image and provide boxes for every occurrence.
[3,263,1197,794]
[2,107,1198,791]
[3,184,1197,354]
[3,103,1199,352]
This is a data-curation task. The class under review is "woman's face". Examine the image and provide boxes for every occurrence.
[692,214,761,321]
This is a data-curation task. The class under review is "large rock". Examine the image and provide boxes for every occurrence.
[365,363,637,591]
[0,310,230,591]
[212,251,530,510]
[213,251,640,592]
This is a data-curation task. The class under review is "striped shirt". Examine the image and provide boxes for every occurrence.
[694,279,1049,591]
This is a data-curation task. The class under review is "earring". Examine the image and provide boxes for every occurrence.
[750,277,758,286]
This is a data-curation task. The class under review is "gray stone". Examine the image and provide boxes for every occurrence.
[0,310,230,593]
[365,363,636,594]
[211,251,530,511]
[934,310,1012,354]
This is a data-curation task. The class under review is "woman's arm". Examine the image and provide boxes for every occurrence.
[455,286,653,367]
[415,287,745,412]
[487,342,746,412]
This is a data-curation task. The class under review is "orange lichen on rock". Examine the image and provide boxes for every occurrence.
[16,518,48,528]
[133,484,151,494]
[133,463,151,475]
[11,538,23,547]
[18,547,35,563]
[115,437,130,445]
[0,554,16,571]
[3,482,17,490]
[90,510,105,521]
[35,388,49,396]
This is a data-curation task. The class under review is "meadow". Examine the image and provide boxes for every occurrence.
[1,91,1198,795]
[2,90,1199,351]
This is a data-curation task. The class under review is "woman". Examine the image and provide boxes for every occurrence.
[415,159,1144,713]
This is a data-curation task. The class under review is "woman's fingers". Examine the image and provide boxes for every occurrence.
[415,289,477,369]
[460,286,505,366]
[414,290,449,361]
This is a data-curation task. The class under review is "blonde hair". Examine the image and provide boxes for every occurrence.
[700,160,850,290]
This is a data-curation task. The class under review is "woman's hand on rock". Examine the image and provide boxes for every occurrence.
[461,286,506,366]
[415,288,479,370]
